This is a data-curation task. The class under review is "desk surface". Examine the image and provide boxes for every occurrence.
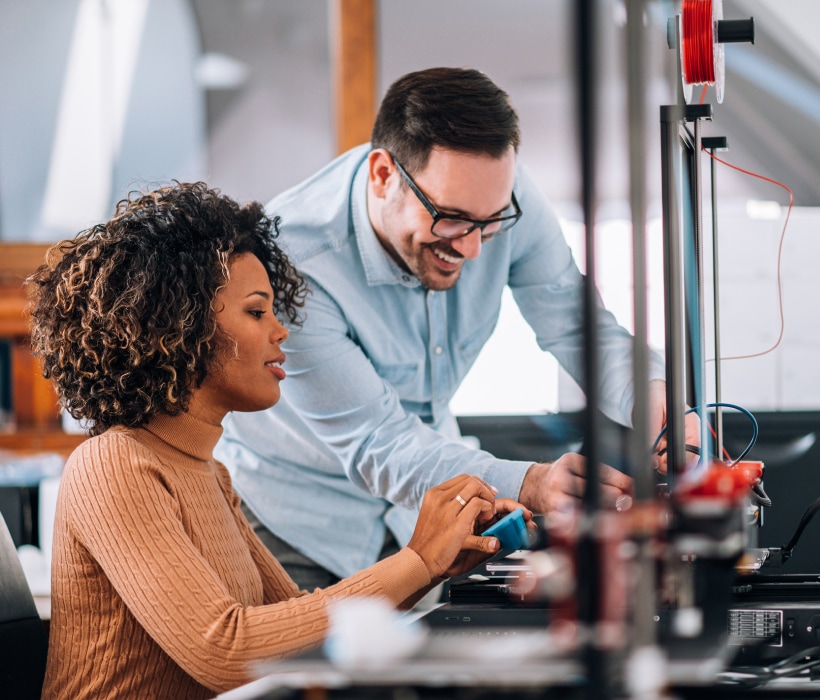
[216,651,584,700]
[212,612,820,700]
[216,650,820,700]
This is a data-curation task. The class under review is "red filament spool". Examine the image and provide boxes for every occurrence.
[681,0,725,103]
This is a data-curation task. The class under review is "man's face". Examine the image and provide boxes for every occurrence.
[369,147,517,291]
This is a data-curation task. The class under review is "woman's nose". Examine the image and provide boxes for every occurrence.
[271,317,288,344]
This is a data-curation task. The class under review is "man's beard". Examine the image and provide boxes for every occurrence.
[411,241,464,291]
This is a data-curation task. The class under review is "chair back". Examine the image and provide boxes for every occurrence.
[0,510,48,699]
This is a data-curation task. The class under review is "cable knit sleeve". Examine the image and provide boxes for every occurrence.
[55,433,431,695]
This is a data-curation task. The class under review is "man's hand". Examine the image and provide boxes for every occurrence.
[517,454,633,515]
[647,379,701,474]
[515,380,702,515]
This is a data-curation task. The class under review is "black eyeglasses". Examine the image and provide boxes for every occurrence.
[390,155,522,241]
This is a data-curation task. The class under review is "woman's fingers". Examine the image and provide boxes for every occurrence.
[441,474,498,506]
[409,474,538,579]
[460,533,502,553]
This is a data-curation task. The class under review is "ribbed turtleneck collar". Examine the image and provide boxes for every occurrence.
[141,411,223,464]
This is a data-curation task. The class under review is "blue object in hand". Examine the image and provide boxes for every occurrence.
[480,507,531,550]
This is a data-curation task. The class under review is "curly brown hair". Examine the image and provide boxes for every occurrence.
[28,181,307,436]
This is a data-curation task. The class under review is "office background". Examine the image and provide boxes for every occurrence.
[5,12,820,700]
[2,1,820,568]
[2,0,819,418]
[0,0,820,570]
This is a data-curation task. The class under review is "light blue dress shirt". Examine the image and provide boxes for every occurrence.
[215,144,665,578]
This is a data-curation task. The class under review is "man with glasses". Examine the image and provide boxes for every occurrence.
[216,67,693,590]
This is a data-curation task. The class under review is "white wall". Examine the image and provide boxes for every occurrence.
[0,0,206,241]
[452,200,820,416]
[2,0,819,414]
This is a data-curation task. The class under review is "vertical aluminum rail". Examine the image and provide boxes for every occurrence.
[659,104,687,482]
[704,139,728,457]
[690,116,712,462]
[660,14,688,483]
[575,2,606,698]
[626,0,658,666]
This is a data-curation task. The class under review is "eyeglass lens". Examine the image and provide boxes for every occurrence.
[431,209,518,240]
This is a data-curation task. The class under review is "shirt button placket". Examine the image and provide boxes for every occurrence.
[427,290,450,422]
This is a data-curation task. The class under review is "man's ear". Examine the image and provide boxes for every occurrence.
[368,149,395,199]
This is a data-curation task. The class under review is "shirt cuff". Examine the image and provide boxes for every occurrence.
[486,459,533,502]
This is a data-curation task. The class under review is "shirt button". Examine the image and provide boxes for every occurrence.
[402,275,410,282]
[434,346,443,355]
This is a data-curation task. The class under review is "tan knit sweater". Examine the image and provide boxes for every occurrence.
[42,411,431,699]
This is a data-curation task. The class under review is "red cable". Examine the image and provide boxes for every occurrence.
[704,150,795,362]
[707,420,732,462]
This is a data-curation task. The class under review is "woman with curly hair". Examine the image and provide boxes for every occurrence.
[29,182,528,699]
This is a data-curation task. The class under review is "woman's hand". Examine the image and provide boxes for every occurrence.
[443,498,535,578]
[406,474,534,580]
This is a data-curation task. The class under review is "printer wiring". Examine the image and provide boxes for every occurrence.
[764,494,820,568]
[704,148,795,364]
[652,401,759,466]
[720,645,820,689]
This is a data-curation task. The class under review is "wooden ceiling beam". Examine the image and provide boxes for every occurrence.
[330,0,378,154]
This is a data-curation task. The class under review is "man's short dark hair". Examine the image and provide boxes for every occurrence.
[370,67,520,175]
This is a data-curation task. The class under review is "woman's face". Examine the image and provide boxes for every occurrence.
[190,252,289,422]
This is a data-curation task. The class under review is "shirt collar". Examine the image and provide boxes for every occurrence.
[352,157,420,289]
